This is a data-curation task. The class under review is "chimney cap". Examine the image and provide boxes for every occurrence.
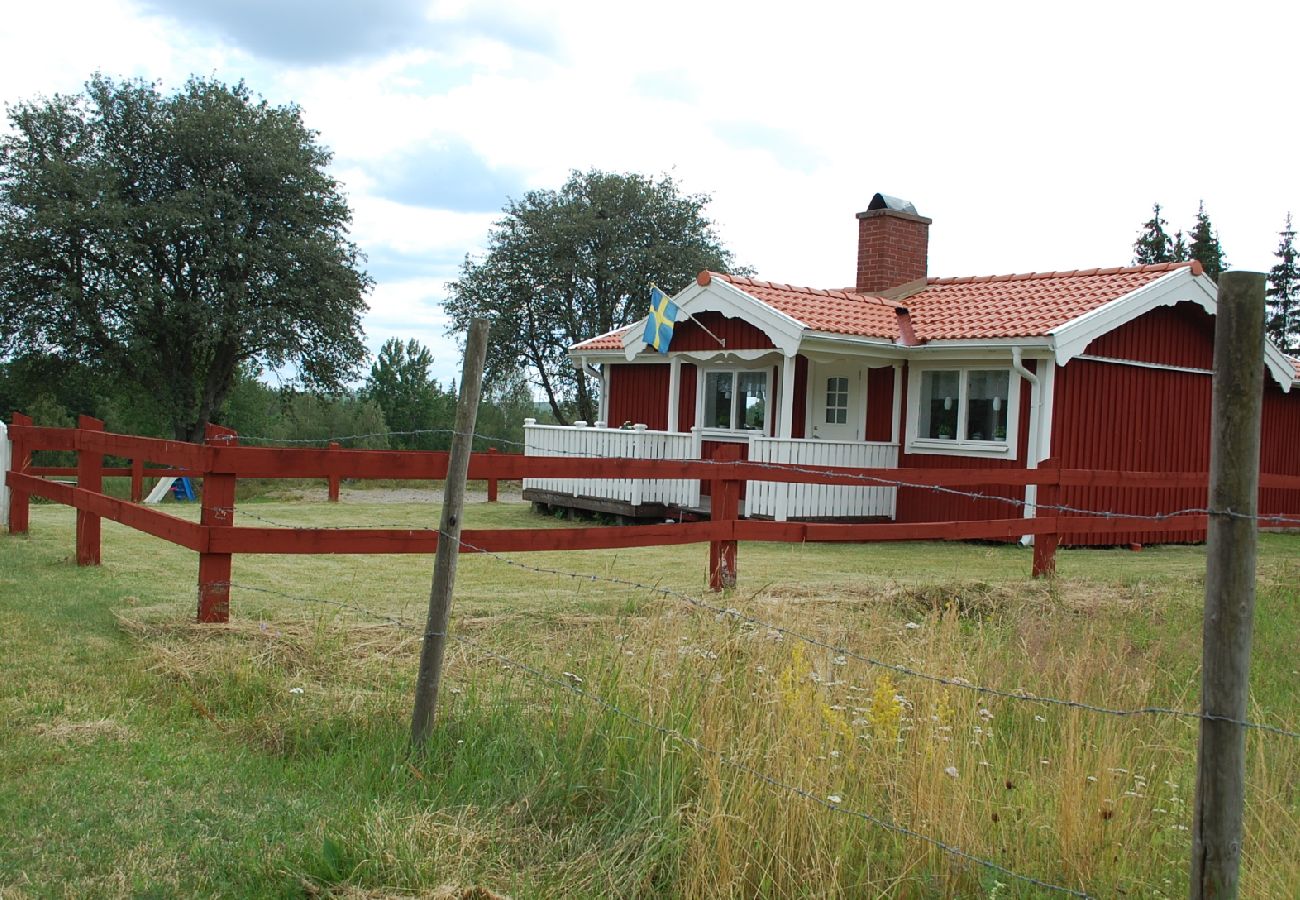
[867,193,919,215]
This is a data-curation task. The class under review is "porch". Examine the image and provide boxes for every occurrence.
[521,420,898,522]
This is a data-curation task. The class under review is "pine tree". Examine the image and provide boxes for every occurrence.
[1187,200,1226,282]
[1267,213,1299,352]
[1133,203,1174,264]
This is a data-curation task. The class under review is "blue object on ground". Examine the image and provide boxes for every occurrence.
[170,477,195,501]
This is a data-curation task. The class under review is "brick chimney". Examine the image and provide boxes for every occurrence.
[855,193,931,294]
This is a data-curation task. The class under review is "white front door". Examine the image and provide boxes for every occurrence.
[810,363,862,441]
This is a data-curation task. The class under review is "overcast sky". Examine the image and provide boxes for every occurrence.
[3,1,1296,387]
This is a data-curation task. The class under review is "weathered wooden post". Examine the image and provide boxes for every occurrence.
[198,424,238,623]
[708,443,741,590]
[7,413,32,534]
[411,318,489,747]
[1032,458,1060,578]
[75,416,105,565]
[1190,271,1267,900]
[486,446,499,502]
[327,441,341,502]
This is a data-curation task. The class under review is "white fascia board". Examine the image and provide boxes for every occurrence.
[1051,268,1294,391]
[799,332,902,360]
[621,280,806,360]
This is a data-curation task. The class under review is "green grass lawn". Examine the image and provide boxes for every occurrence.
[2,500,1297,897]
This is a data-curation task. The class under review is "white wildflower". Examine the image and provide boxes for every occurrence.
[827,794,842,804]
[904,622,922,630]
[978,708,994,720]
[1034,715,1047,723]
[944,766,959,779]
[289,687,304,695]
[563,671,583,684]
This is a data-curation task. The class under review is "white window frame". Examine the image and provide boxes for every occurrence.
[697,367,773,437]
[905,364,1021,459]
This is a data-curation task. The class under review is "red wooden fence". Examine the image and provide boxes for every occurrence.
[6,419,1300,623]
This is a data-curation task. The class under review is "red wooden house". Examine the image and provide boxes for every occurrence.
[524,194,1300,544]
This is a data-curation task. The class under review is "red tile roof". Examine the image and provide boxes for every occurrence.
[708,272,900,337]
[911,262,1196,340]
[570,261,1200,351]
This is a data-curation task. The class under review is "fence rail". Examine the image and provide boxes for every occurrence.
[6,417,1300,621]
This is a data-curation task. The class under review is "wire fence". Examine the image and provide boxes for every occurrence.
[215,575,1093,898]
[217,425,1300,528]
[215,509,1300,742]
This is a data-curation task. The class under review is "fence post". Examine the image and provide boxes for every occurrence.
[327,441,341,502]
[486,446,499,502]
[411,318,489,748]
[1032,459,1060,578]
[75,416,105,566]
[1190,271,1267,900]
[130,457,144,503]
[8,413,32,534]
[198,424,238,623]
[709,443,741,590]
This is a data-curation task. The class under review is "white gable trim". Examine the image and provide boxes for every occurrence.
[1051,268,1294,392]
[620,279,806,361]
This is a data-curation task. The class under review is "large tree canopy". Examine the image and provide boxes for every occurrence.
[0,74,370,441]
[444,169,741,424]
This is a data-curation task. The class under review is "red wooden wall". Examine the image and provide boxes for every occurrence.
[607,364,669,430]
[669,312,774,352]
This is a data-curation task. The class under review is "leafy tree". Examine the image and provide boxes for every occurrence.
[1133,203,1175,264]
[444,169,741,424]
[1267,213,1299,352]
[362,337,453,449]
[1187,200,1226,282]
[0,74,371,442]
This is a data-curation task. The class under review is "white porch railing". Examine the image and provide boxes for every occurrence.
[523,420,700,509]
[747,436,898,522]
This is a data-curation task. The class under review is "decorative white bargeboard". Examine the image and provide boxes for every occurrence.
[746,436,898,522]
[523,421,700,510]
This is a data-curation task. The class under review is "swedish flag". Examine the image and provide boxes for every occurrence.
[642,286,678,354]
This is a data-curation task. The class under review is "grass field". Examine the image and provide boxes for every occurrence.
[1,495,1297,898]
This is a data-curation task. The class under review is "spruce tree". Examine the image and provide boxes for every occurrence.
[1187,200,1226,282]
[1267,213,1299,352]
[1171,229,1189,263]
[1133,203,1174,264]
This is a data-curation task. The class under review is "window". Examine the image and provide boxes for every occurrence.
[825,376,848,424]
[702,369,769,431]
[909,366,1018,456]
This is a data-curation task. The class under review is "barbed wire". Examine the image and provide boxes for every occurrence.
[212,514,1300,741]
[212,424,1300,528]
[216,577,1092,898]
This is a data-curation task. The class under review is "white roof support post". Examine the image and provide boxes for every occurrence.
[890,363,904,445]
[0,422,10,530]
[779,354,797,439]
[598,362,610,426]
[667,356,682,432]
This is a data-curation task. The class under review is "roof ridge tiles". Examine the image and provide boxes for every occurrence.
[926,260,1197,285]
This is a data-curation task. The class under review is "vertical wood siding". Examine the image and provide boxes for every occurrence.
[607,364,669,430]
[668,311,775,352]
[865,366,895,442]
[678,364,697,431]
[1260,382,1300,521]
[1052,303,1217,545]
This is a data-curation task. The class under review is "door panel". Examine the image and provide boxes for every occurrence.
[810,363,862,441]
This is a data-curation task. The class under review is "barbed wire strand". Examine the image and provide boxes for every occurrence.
[212,425,1300,528]
[217,577,1091,898]
[212,514,1300,742]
